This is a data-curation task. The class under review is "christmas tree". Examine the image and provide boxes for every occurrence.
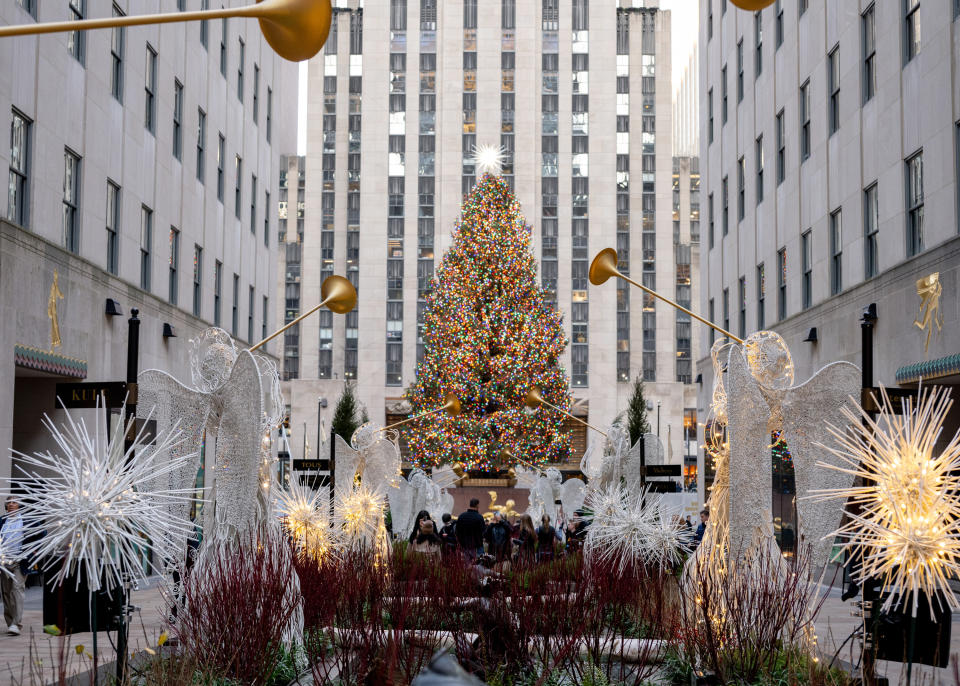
[406,171,571,470]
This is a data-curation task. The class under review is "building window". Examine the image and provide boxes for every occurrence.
[62,150,81,253]
[217,134,225,200]
[736,40,743,103]
[707,88,714,144]
[755,135,764,204]
[801,229,812,309]
[262,296,268,341]
[721,65,728,124]
[237,38,244,101]
[250,175,257,234]
[776,109,785,185]
[904,0,920,65]
[828,46,840,135]
[106,181,120,275]
[799,0,808,16]
[220,18,227,76]
[906,150,924,256]
[253,64,259,123]
[168,227,179,304]
[234,156,242,219]
[231,273,239,337]
[708,192,715,248]
[145,45,157,134]
[864,183,879,278]
[756,264,765,330]
[738,276,746,340]
[266,88,273,142]
[173,80,183,160]
[777,247,786,320]
[721,176,729,235]
[191,246,202,317]
[755,12,762,77]
[264,190,270,247]
[7,110,30,228]
[213,259,221,324]
[722,0,727,14]
[722,288,730,338]
[110,5,124,102]
[708,1,713,40]
[139,205,152,290]
[737,156,745,221]
[196,109,206,182]
[775,0,783,48]
[862,4,876,103]
[68,0,85,64]
[15,0,36,17]
[200,0,209,47]
[800,80,810,161]
[830,209,842,295]
[708,298,715,346]
[247,286,254,342]
[572,0,588,31]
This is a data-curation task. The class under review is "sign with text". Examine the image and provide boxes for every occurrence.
[293,459,331,471]
[55,381,127,409]
[642,464,682,478]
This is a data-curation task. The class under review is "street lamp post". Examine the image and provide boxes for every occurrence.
[656,400,661,437]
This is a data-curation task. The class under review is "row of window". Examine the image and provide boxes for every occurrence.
[708,150,927,340]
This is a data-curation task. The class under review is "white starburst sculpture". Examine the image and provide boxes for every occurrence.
[584,482,690,573]
[809,385,960,614]
[9,405,200,593]
[275,478,335,562]
[334,483,388,555]
[469,144,507,176]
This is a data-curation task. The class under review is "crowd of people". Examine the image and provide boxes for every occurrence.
[407,500,712,570]
[406,498,589,567]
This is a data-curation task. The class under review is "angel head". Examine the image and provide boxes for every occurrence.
[190,328,238,393]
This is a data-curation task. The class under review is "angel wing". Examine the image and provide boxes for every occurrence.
[137,369,209,539]
[211,350,264,539]
[781,361,860,575]
[725,347,777,559]
[558,478,586,522]
[358,434,401,496]
[387,475,417,540]
[333,434,360,503]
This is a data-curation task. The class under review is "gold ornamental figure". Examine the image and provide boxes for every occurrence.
[47,270,64,352]
[913,272,943,355]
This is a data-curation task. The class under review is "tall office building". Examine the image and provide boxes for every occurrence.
[698,0,960,500]
[280,0,701,481]
[0,0,297,476]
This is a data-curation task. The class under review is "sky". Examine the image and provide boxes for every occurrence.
[297,2,700,155]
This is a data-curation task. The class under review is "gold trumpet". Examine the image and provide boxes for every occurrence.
[0,0,332,63]
[589,247,743,344]
[524,387,607,437]
[250,274,355,351]
[379,392,462,432]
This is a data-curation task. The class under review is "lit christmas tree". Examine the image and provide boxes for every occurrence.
[406,165,571,470]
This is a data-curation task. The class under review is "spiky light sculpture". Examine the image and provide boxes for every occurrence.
[584,483,690,573]
[275,478,335,562]
[9,405,199,593]
[334,483,388,555]
[810,385,960,614]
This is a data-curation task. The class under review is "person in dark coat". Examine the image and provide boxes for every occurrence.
[514,514,537,564]
[409,510,433,544]
[483,512,512,562]
[455,499,486,561]
[694,509,709,545]
[536,514,561,562]
[439,513,457,551]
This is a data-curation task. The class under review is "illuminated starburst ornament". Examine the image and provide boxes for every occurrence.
[584,483,690,574]
[9,404,199,593]
[810,385,960,614]
[334,483,388,555]
[275,479,335,562]
[469,144,507,176]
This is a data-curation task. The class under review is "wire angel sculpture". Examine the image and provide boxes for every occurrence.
[138,328,284,546]
[518,465,585,525]
[388,468,455,540]
[8,403,199,594]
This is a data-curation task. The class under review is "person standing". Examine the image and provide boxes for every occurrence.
[515,514,537,564]
[0,497,26,635]
[536,514,561,562]
[483,512,512,562]
[694,509,709,546]
[455,498,486,561]
[439,513,457,552]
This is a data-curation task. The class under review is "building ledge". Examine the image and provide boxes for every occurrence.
[14,344,87,378]
[895,354,960,385]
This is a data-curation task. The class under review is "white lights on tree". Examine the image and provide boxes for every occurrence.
[811,385,960,614]
[9,405,199,593]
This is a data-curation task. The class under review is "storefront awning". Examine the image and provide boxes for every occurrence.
[895,353,960,385]
[14,344,87,379]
